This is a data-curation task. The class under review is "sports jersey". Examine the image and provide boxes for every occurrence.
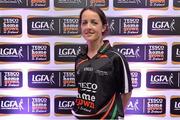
[72,40,133,119]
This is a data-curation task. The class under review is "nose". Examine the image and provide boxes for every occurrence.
[87,22,92,29]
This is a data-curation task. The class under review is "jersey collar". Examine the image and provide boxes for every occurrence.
[98,40,111,54]
[79,40,111,57]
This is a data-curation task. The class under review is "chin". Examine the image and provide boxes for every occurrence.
[84,37,94,41]
[85,39,95,42]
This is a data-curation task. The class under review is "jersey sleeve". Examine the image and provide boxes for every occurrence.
[113,52,133,94]
[74,55,80,87]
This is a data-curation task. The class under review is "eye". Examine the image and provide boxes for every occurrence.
[92,21,98,25]
[81,21,87,25]
[91,20,98,25]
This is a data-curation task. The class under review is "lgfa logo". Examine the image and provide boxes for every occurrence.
[31,20,55,31]
[127,99,139,111]
[58,100,75,108]
[109,19,115,32]
[174,100,180,109]
[32,73,55,84]
[118,46,140,58]
[176,48,180,56]
[135,0,141,4]
[1,98,24,111]
[15,0,23,4]
[59,46,81,56]
[150,73,174,86]
[152,19,175,31]
[0,46,23,58]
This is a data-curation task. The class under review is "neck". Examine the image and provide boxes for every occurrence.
[87,39,104,58]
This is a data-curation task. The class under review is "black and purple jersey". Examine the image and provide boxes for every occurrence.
[72,40,133,119]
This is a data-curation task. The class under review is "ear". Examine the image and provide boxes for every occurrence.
[102,24,107,33]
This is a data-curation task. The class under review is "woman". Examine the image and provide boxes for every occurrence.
[72,6,133,119]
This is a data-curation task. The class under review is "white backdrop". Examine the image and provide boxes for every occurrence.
[0,0,180,120]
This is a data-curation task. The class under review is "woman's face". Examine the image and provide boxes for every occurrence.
[80,10,106,42]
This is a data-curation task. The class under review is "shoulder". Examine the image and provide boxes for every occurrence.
[106,48,127,62]
[75,53,84,63]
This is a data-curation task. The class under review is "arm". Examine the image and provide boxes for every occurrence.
[121,91,132,111]
[113,51,133,111]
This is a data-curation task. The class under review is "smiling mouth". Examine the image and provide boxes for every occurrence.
[84,33,94,36]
